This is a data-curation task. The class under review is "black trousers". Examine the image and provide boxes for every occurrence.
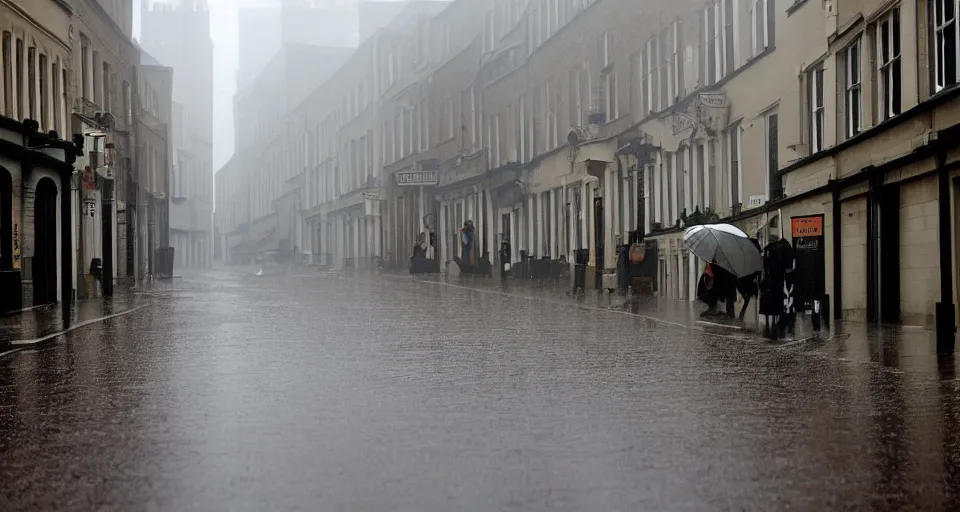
[705,288,736,316]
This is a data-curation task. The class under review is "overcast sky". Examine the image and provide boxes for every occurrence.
[134,0,280,172]
[133,0,403,174]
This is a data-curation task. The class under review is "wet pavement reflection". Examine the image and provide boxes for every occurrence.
[2,269,960,510]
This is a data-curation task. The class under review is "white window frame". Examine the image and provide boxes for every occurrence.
[469,86,478,149]
[809,67,825,153]
[573,67,583,126]
[932,0,960,92]
[443,97,454,140]
[727,125,742,211]
[407,106,415,155]
[721,0,738,73]
[519,95,527,161]
[645,37,659,113]
[421,101,429,150]
[604,71,617,120]
[750,0,770,56]
[845,38,862,137]
[764,108,779,199]
[398,110,406,158]
[704,3,722,85]
[875,7,902,121]
[602,31,612,68]
[485,12,496,53]
[491,113,501,165]
[671,19,681,103]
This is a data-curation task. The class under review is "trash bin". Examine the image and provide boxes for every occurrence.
[616,244,630,295]
[155,247,175,278]
[499,240,511,280]
[573,248,589,292]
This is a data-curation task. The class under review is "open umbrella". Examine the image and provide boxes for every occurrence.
[683,223,762,277]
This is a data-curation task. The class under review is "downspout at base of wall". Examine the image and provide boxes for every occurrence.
[832,184,842,322]
[936,147,956,354]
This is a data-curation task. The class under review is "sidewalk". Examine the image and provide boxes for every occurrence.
[380,270,792,334]
[384,271,950,372]
[0,288,146,349]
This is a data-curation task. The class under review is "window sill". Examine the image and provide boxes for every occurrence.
[786,0,809,16]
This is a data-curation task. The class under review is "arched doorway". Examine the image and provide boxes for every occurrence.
[0,168,11,269]
[33,177,58,305]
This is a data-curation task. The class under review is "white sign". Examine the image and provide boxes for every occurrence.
[395,170,438,186]
[672,113,697,135]
[748,195,767,208]
[698,93,728,108]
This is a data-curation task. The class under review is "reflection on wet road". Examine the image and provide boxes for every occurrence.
[2,270,960,510]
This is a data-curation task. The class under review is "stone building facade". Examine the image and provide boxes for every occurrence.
[0,0,88,310]
[221,0,960,341]
[221,43,352,264]
[140,0,214,270]
[70,0,139,297]
[136,52,172,279]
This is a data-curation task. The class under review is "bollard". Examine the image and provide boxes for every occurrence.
[821,294,830,330]
[811,299,821,332]
[573,249,589,293]
[499,240,511,282]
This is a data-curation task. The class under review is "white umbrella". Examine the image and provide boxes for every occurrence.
[683,223,762,277]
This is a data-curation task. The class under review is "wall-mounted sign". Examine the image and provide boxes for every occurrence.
[12,223,19,269]
[791,215,823,237]
[395,170,438,186]
[748,195,766,208]
[698,93,728,108]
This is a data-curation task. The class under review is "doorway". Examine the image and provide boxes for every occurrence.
[101,199,114,296]
[1,168,11,269]
[501,212,511,265]
[879,184,901,323]
[33,177,58,304]
[593,196,604,290]
[867,179,901,323]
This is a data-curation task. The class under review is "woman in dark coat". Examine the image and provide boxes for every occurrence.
[698,262,737,318]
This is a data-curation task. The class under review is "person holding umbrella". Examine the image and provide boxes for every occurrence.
[697,261,738,318]
[685,223,763,320]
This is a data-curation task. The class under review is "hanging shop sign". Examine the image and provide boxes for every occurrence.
[363,192,381,216]
[395,170,438,186]
[83,166,96,190]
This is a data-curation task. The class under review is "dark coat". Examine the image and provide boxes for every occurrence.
[759,239,796,316]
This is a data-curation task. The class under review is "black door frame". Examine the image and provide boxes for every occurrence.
[593,195,604,291]
[866,175,901,323]
[101,199,114,296]
[0,167,11,269]
[33,177,58,305]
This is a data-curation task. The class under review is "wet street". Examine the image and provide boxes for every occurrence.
[3,270,960,511]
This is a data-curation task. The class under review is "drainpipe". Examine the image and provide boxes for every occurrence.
[60,142,75,320]
[936,144,955,353]
[832,182,842,322]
